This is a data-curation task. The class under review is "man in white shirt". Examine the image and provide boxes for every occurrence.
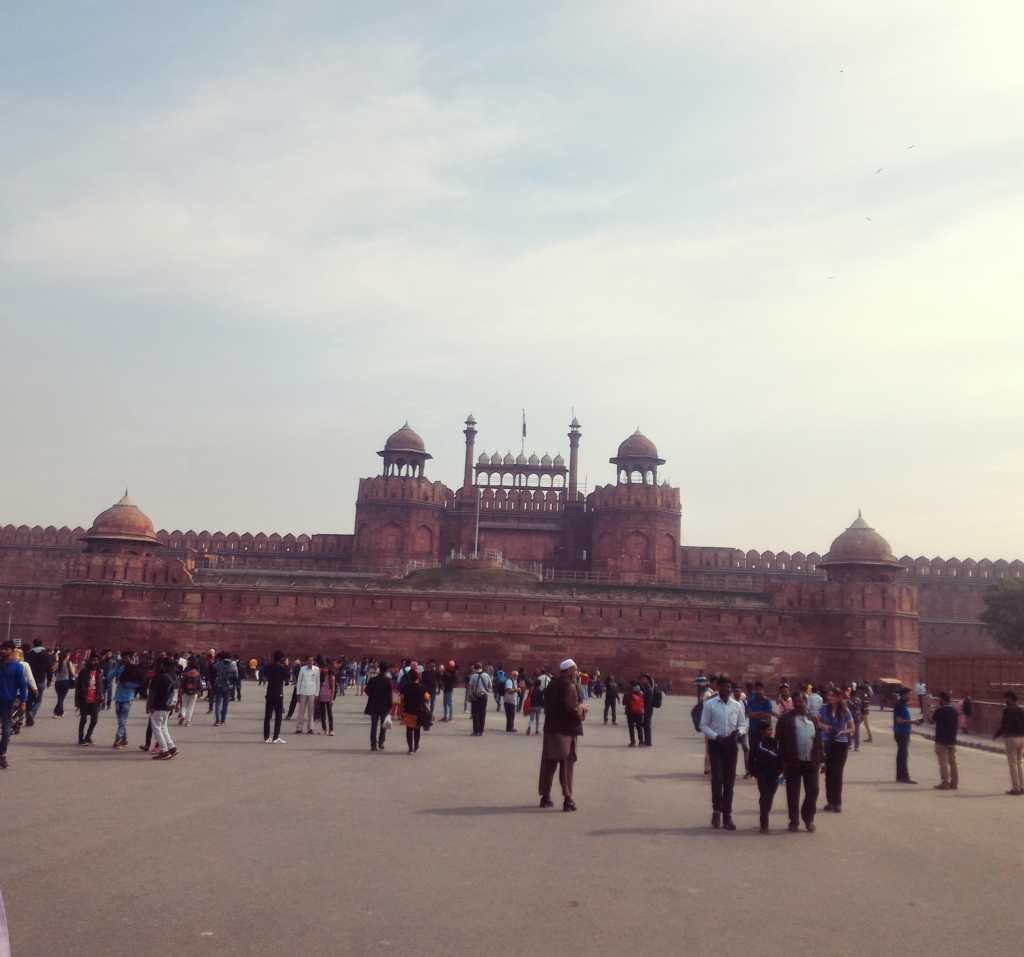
[699,675,748,830]
[293,656,321,735]
[804,682,823,715]
[915,680,928,720]
[503,671,519,732]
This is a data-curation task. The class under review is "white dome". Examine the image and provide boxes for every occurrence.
[490,452,502,465]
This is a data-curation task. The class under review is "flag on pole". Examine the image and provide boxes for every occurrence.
[522,409,526,439]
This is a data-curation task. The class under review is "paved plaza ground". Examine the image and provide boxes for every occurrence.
[3,690,1021,956]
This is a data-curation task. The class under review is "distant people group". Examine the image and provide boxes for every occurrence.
[3,640,1023,829]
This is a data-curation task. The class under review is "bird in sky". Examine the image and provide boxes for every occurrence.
[866,216,872,221]
[907,144,916,149]
[875,167,884,174]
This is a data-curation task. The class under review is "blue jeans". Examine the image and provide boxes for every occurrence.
[443,691,453,721]
[28,685,43,718]
[115,700,132,743]
[214,690,229,723]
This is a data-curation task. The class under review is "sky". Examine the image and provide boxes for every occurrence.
[2,1,1022,559]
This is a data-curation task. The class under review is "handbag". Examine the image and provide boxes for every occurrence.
[383,714,392,730]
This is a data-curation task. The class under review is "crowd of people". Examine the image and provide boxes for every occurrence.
[2,640,1023,825]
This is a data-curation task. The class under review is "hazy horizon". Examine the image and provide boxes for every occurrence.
[2,3,1022,560]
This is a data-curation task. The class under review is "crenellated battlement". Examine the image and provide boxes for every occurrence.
[0,525,86,546]
[356,476,454,508]
[586,483,681,512]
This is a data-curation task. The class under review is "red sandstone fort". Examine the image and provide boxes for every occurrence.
[2,416,1020,689]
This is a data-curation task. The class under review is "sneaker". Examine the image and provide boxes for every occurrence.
[805,821,816,833]
[562,799,577,812]
[723,817,736,831]
[273,738,286,743]
[152,751,166,760]
[138,744,149,751]
[788,822,800,832]
[711,812,721,829]
[934,783,951,790]
[539,796,554,808]
[265,738,271,743]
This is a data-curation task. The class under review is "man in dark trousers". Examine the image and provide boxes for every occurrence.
[423,661,440,721]
[931,690,959,790]
[640,674,656,747]
[776,692,823,832]
[893,687,922,784]
[25,640,52,726]
[699,675,747,830]
[467,663,492,736]
[262,650,289,744]
[603,675,620,725]
[364,661,393,751]
[538,659,586,811]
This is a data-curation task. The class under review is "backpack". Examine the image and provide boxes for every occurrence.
[469,673,489,701]
[652,688,663,709]
[628,691,646,716]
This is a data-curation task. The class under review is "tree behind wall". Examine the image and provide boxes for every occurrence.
[981,579,1024,653]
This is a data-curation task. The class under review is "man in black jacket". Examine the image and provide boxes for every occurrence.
[364,662,393,751]
[775,693,823,833]
[603,676,620,725]
[423,661,440,721]
[931,691,959,790]
[262,650,289,744]
[24,640,51,726]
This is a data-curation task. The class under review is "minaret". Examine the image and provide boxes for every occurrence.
[462,414,477,493]
[568,416,581,500]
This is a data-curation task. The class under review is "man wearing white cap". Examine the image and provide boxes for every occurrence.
[538,659,586,811]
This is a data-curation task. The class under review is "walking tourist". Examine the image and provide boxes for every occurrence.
[602,675,619,725]
[915,679,928,721]
[819,688,855,812]
[212,651,238,726]
[538,659,585,811]
[74,656,104,746]
[776,691,822,832]
[178,657,201,726]
[504,670,519,732]
[859,683,874,742]
[750,718,783,833]
[262,650,289,743]
[0,640,29,769]
[626,680,646,746]
[422,661,440,721]
[52,649,76,718]
[747,681,774,757]
[526,671,548,736]
[294,655,320,734]
[993,690,1024,795]
[364,661,393,751]
[960,693,973,734]
[401,666,429,754]
[699,675,746,830]
[931,690,960,790]
[12,649,37,734]
[25,639,51,725]
[894,687,922,784]
[317,661,335,735]
[441,661,456,722]
[640,674,656,747]
[111,652,143,749]
[147,656,179,760]
[467,663,492,736]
